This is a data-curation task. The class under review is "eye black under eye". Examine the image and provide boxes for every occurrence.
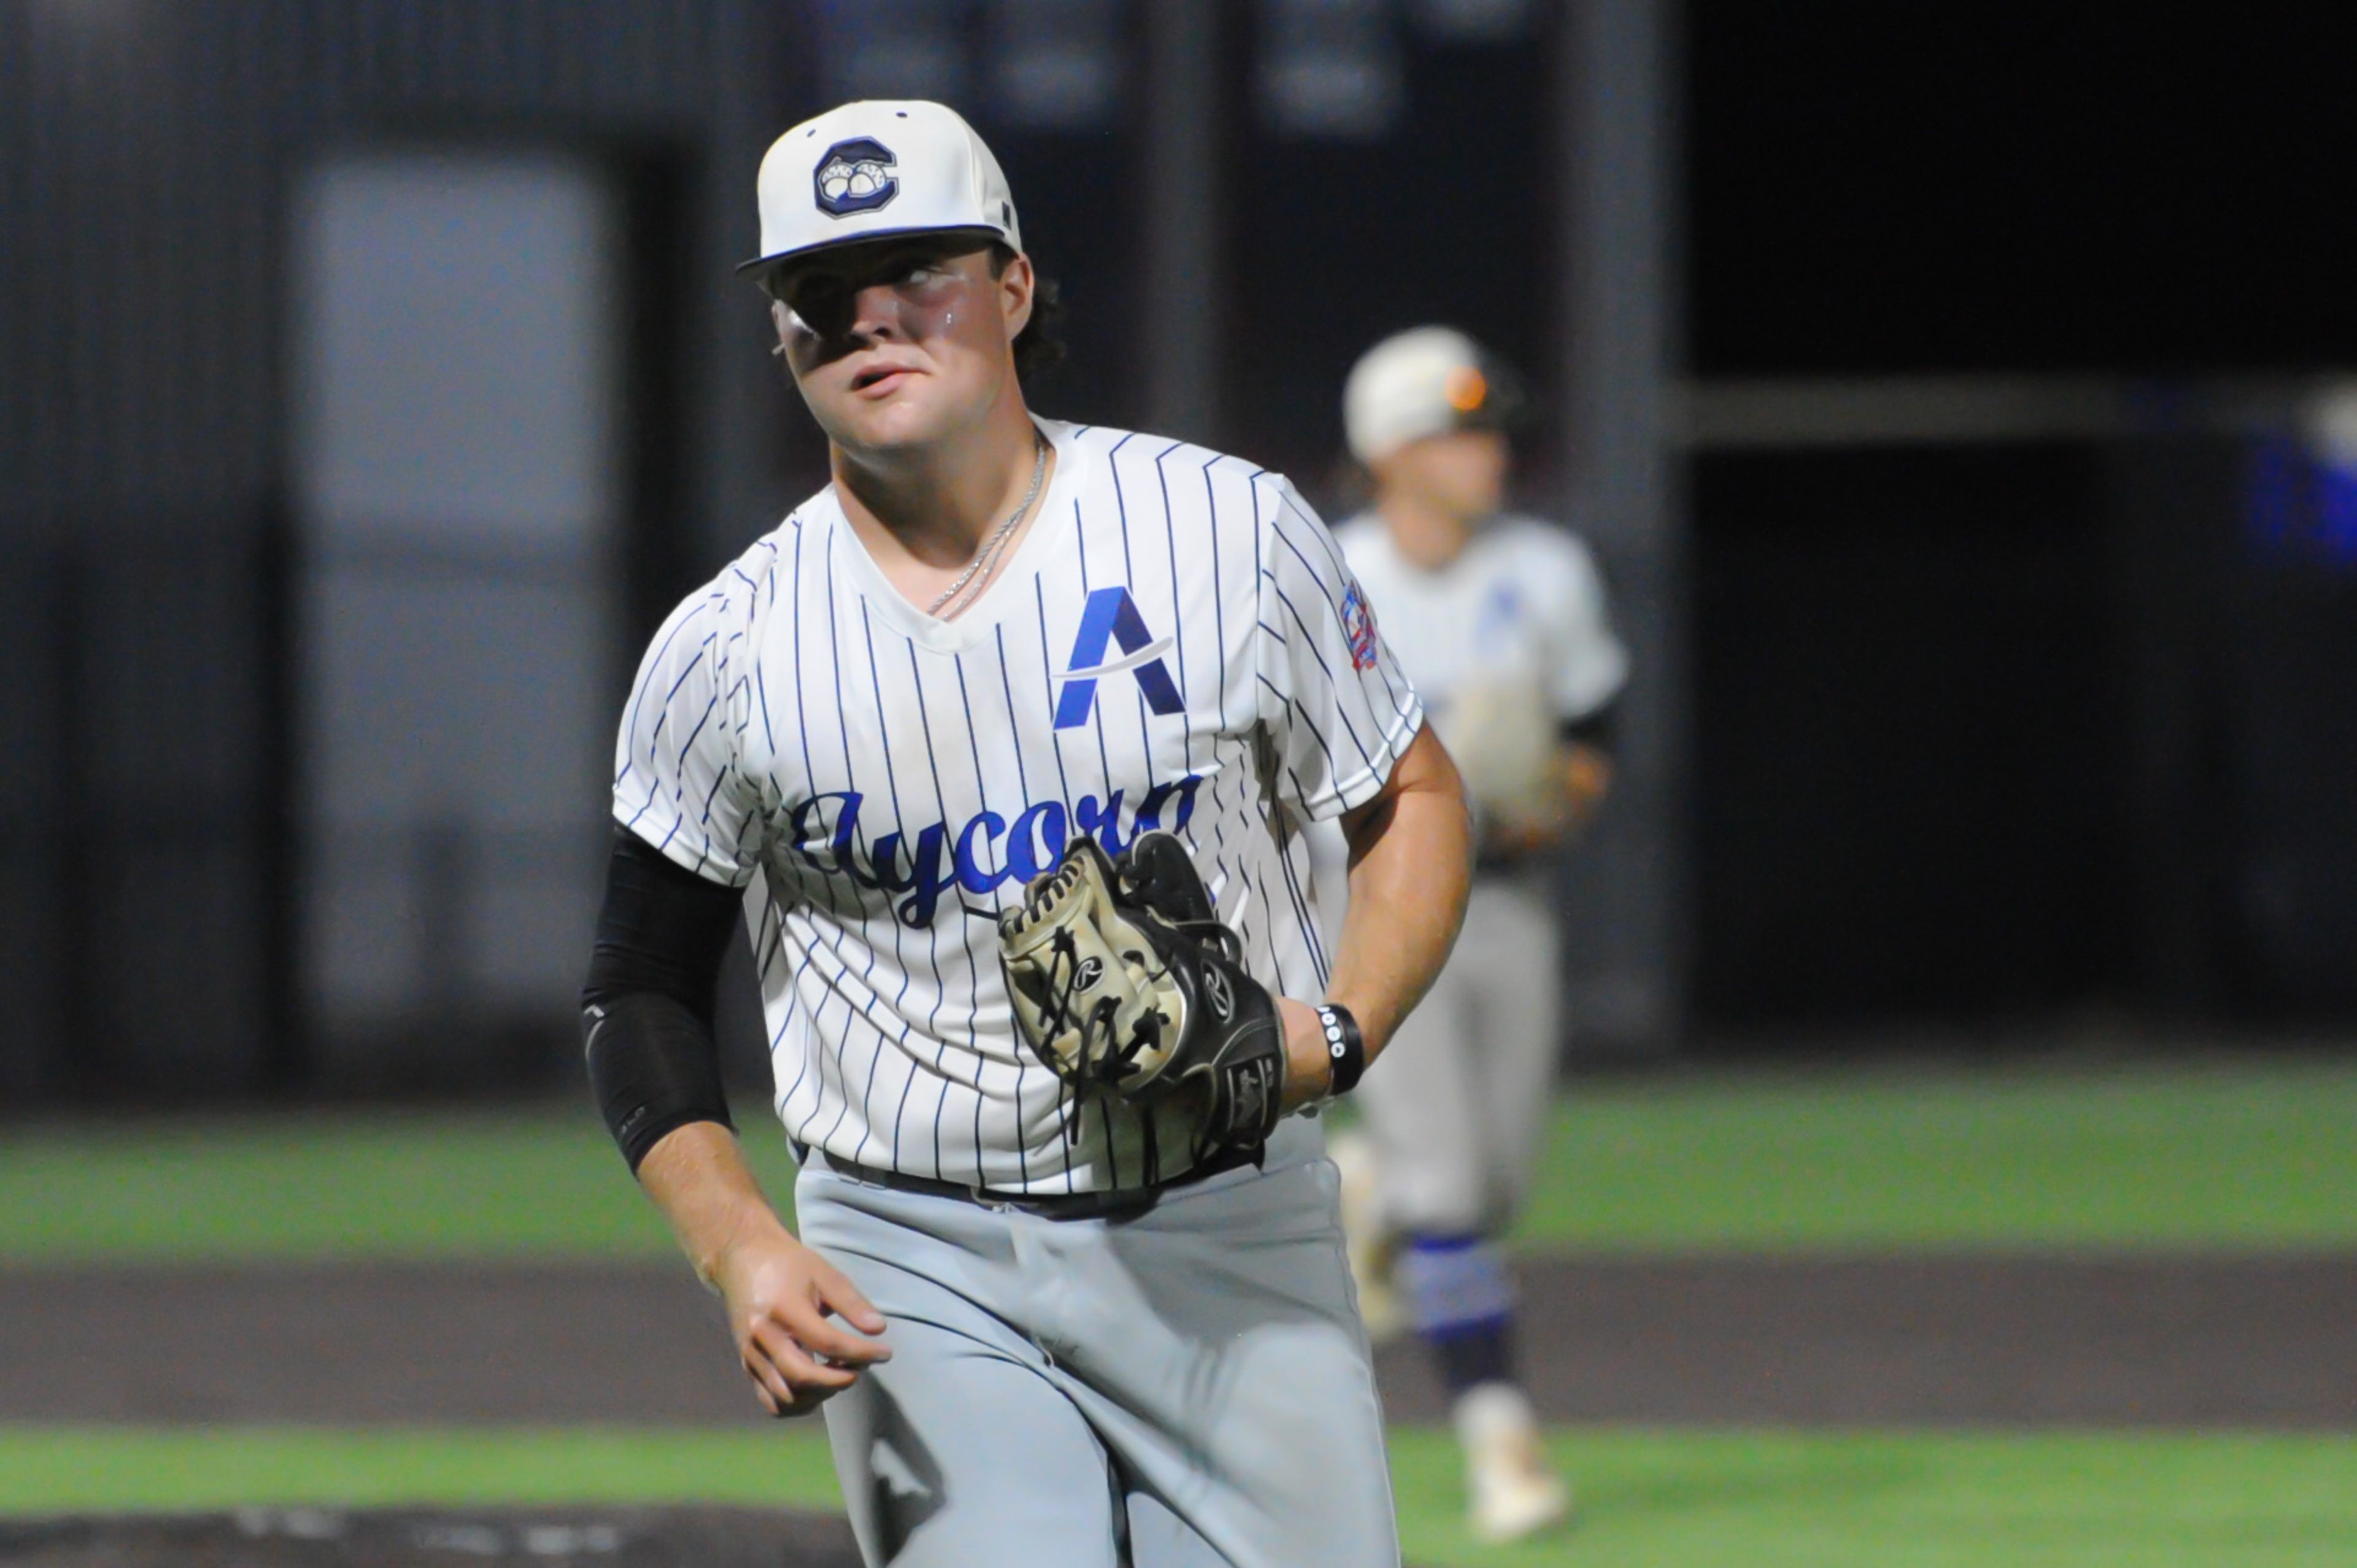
[774,249,953,318]
[783,277,850,315]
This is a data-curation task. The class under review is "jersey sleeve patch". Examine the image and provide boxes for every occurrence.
[1253,476,1426,822]
[1341,579,1381,672]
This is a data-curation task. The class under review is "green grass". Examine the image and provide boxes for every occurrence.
[1511,1059,2357,1253]
[3,1060,2351,1262]
[0,1107,805,1264]
[6,1424,2353,1567]
[1390,1428,2357,1567]
[0,1426,843,1515]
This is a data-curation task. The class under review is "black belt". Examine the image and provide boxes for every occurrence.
[805,1145,1254,1222]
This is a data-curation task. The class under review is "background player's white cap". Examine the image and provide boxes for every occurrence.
[1344,326,1527,465]
[738,100,1022,291]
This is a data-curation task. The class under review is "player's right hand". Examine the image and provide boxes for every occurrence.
[710,1229,892,1418]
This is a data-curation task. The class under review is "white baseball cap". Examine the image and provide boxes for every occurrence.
[1343,326,1526,465]
[738,100,1023,291]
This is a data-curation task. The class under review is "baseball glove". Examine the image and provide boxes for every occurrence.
[1439,670,1562,824]
[997,831,1287,1167]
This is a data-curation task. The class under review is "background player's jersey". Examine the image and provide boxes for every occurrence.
[615,420,1423,1194]
[1334,512,1627,741]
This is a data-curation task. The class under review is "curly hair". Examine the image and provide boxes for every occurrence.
[991,243,1065,385]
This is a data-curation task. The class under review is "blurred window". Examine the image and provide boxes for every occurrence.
[1256,0,1403,141]
[818,0,973,104]
[988,0,1125,129]
[1407,0,1531,44]
[1227,1,1551,481]
[290,151,619,1072]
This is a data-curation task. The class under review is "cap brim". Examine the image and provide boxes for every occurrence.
[1463,355,1531,433]
[735,225,1011,289]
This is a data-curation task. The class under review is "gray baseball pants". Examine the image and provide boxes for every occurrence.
[1352,878,1562,1235]
[794,1136,1401,1568]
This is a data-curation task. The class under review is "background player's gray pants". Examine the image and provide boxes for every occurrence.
[1354,879,1562,1234]
[795,1143,1401,1568]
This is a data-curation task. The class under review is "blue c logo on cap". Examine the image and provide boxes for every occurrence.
[813,137,899,217]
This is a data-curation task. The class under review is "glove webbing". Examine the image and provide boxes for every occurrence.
[1032,921,1169,1145]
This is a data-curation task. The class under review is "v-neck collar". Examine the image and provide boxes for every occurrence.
[822,418,1091,655]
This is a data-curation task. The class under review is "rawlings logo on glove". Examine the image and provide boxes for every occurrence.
[997,831,1287,1168]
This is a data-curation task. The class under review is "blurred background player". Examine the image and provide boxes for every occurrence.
[1323,326,1629,1544]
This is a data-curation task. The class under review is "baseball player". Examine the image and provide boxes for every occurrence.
[1322,327,1628,1543]
[578,102,1473,1568]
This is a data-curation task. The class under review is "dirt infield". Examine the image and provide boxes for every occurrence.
[3,1253,2349,1430]
[1382,1253,2357,1429]
[0,1508,859,1566]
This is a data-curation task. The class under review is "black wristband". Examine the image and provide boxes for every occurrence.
[1315,1004,1366,1097]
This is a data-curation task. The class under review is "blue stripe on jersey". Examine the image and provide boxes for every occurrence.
[1110,442,1171,809]
[1272,767,1334,987]
[1114,451,1178,1181]
[797,908,915,1164]
[1265,576,1374,773]
[1204,461,1231,735]
[810,536,905,1168]
[1107,431,1141,582]
[1225,760,1290,983]
[857,599,948,1178]
[993,624,1035,801]
[1032,572,1085,1191]
[1198,458,1241,910]
[614,610,699,786]
[809,534,877,1156]
[1105,445,1156,800]
[1269,495,1418,717]
[988,624,1042,1183]
[1154,443,1195,735]
[954,647,1028,1188]
[785,516,813,785]
[904,640,992,1188]
[786,910,855,1146]
[1238,489,1316,980]
[762,548,820,1127]
[1069,495,1128,1188]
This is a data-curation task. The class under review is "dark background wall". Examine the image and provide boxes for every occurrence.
[0,0,798,1099]
[1226,14,1558,487]
[1684,1,2357,1035]
[0,0,1618,1102]
[9,0,2357,1102]
[1690,442,2125,1027]
[1687,2,2357,376]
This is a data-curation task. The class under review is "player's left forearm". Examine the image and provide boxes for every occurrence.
[1326,722,1474,1060]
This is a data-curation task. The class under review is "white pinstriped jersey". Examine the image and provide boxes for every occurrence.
[1334,513,1627,728]
[613,420,1424,1194]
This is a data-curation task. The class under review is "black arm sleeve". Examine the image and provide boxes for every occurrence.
[581,827,746,1173]
[1560,703,1619,757]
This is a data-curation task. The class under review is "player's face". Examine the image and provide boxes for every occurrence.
[768,238,1033,454]
[1374,428,1509,523]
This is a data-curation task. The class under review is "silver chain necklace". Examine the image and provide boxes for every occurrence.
[928,433,1048,619]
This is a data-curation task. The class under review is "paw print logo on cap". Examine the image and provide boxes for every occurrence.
[813,137,899,217]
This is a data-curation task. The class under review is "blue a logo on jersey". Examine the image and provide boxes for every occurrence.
[1054,586,1183,730]
[813,137,899,217]
[1476,581,1523,657]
